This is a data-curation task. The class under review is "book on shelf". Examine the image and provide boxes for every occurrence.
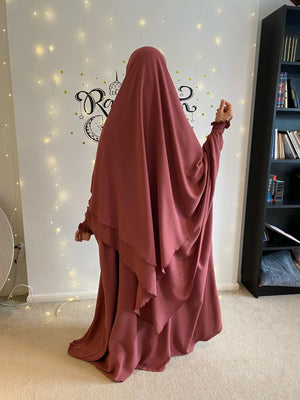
[267,174,285,204]
[264,223,300,244]
[271,129,300,159]
[276,72,300,109]
[281,34,299,62]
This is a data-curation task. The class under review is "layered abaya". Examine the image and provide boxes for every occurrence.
[68,46,230,382]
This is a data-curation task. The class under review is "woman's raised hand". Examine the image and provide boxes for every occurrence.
[214,99,233,123]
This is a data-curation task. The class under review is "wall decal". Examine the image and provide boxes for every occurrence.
[75,70,198,143]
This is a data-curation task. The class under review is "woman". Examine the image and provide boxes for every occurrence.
[68,46,233,382]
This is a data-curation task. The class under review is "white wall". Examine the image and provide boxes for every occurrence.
[5,0,262,301]
[0,0,27,298]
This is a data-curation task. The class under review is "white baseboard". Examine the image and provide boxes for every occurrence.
[217,283,240,291]
[31,283,240,303]
[31,291,98,303]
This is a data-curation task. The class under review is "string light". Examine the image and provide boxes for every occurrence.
[79,31,86,41]
[53,74,61,84]
[44,10,54,21]
[35,45,44,56]
[1,1,254,300]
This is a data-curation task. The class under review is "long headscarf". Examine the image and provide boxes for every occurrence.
[87,46,225,332]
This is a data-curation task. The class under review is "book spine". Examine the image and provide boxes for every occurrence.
[284,72,288,108]
[282,131,297,158]
[292,35,298,62]
[267,176,274,204]
[274,180,285,204]
[287,35,292,62]
[283,35,288,61]
[291,81,300,108]
[287,130,300,158]
[272,128,278,159]
[277,73,284,108]
[288,79,297,108]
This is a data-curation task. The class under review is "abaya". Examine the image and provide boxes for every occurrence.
[68,46,230,382]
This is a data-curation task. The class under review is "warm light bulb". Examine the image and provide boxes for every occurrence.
[45,10,54,20]
[44,137,50,144]
[79,32,86,40]
[35,45,44,56]
[53,74,61,84]
[215,37,221,45]
[49,45,54,52]
[59,191,67,200]
[48,156,56,166]
[139,19,146,27]
[197,24,202,30]
[56,227,61,233]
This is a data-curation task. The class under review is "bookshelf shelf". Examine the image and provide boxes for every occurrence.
[281,61,300,66]
[266,203,300,208]
[270,159,300,163]
[241,5,300,298]
[276,108,300,112]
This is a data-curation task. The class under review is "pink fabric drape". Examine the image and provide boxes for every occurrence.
[68,46,230,382]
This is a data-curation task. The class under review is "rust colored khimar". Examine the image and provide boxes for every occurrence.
[68,46,230,382]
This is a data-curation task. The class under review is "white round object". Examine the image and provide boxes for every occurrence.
[0,207,14,292]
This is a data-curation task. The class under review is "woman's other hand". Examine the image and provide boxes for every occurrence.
[75,229,91,242]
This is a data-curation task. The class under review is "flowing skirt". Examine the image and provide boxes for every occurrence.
[68,231,222,382]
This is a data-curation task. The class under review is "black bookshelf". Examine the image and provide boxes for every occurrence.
[241,5,300,298]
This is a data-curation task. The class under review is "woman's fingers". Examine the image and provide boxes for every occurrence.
[82,232,91,241]
[75,229,91,241]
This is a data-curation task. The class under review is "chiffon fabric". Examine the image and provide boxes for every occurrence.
[68,46,230,382]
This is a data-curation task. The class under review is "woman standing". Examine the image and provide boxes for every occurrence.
[68,46,233,382]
